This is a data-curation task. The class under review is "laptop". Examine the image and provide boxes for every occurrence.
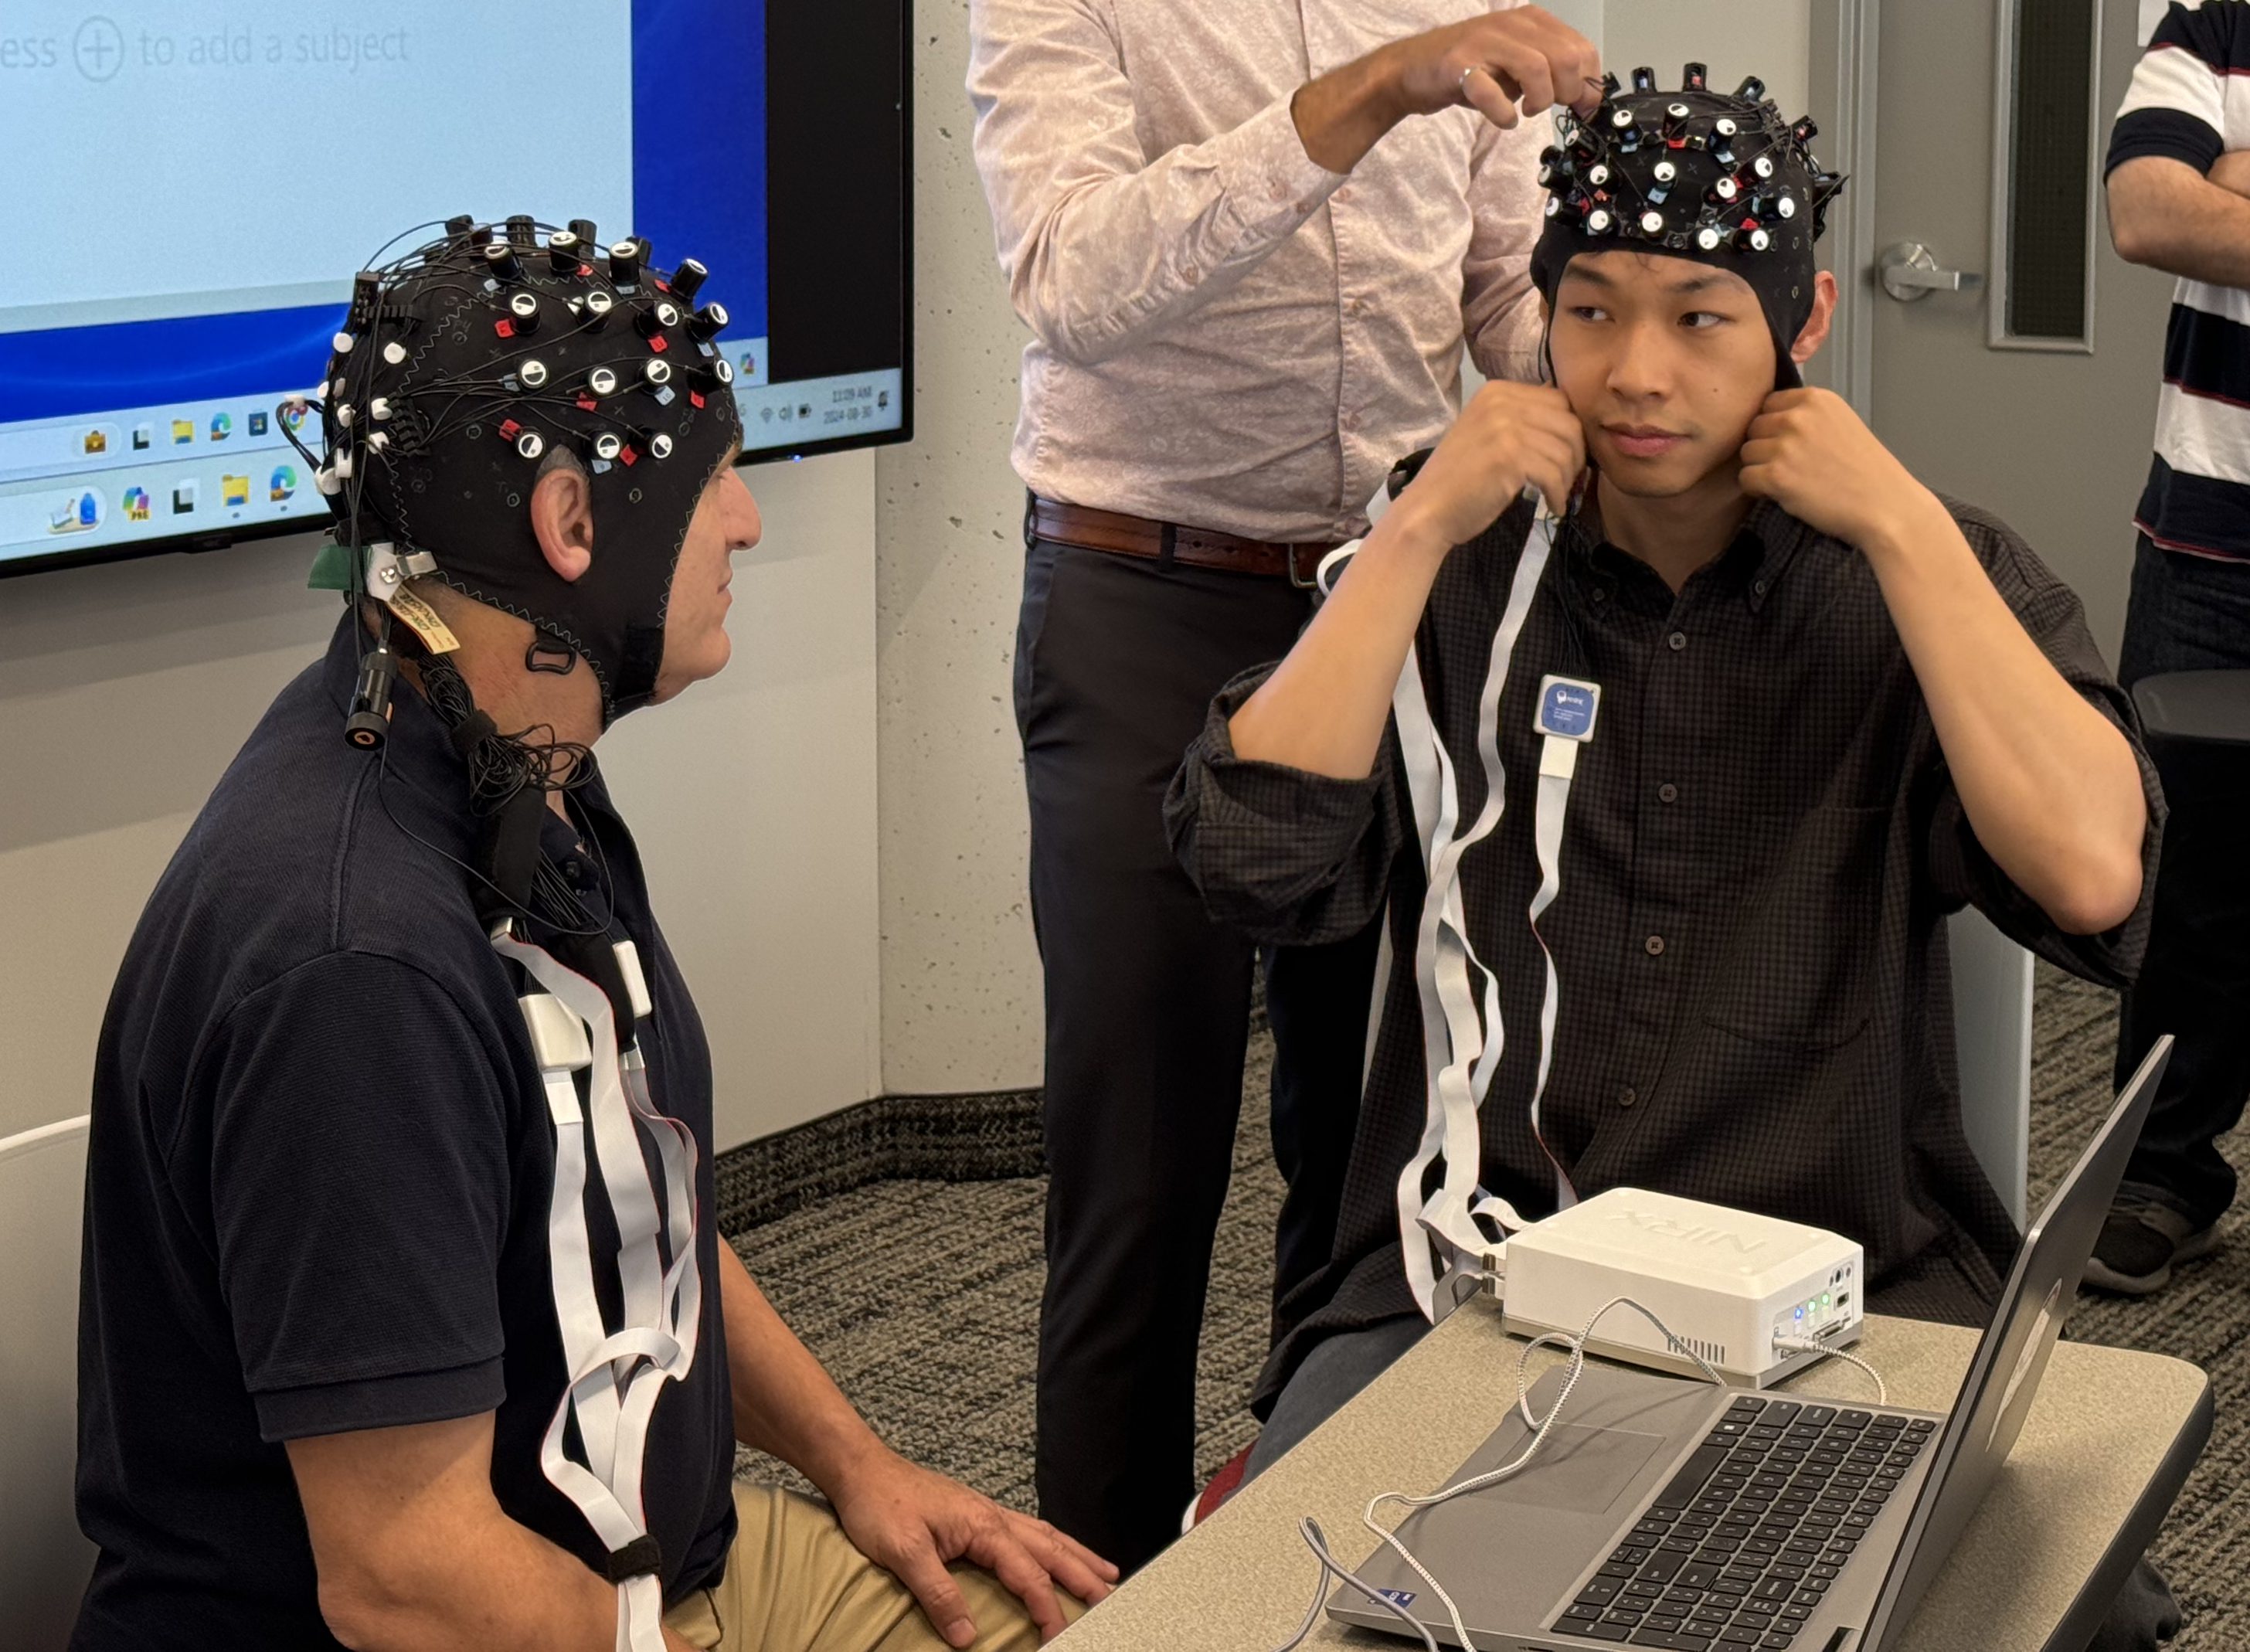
[1329,1035,2172,1652]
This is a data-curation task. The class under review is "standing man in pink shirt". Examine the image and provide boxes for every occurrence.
[968,0,1600,1570]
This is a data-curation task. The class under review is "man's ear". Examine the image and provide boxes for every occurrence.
[1789,270,1840,365]
[529,458,593,583]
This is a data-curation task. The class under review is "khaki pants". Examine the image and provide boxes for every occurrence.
[664,1484,1088,1652]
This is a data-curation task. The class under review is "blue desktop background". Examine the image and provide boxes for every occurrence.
[0,0,766,427]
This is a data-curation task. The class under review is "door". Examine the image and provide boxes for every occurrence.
[1810,0,2180,658]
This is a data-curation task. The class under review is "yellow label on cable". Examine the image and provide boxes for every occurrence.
[386,585,461,654]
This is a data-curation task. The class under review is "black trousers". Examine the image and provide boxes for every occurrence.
[1014,535,1382,1572]
[2114,535,2250,1229]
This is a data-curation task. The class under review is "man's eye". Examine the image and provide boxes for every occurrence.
[1569,305,1608,322]
[1681,310,1730,328]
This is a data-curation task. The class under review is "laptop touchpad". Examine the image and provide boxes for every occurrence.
[1475,1423,1667,1515]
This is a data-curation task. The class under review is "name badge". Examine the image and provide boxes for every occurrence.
[1535,675,1602,742]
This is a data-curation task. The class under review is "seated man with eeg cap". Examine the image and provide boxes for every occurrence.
[72,216,1112,1652]
[1167,68,2181,1647]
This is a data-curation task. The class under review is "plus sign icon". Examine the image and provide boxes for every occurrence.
[74,16,125,83]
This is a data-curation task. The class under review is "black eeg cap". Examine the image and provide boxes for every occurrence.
[1529,66,1847,389]
[317,217,743,723]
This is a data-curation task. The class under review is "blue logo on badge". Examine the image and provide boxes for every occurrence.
[1375,1588,1419,1608]
[1536,675,1601,740]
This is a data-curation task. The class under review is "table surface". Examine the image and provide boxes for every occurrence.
[1057,1299,2208,1652]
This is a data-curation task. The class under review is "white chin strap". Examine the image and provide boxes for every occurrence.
[1319,488,1599,1323]
[498,932,702,1652]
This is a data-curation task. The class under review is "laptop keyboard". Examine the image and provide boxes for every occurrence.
[1548,1392,1936,1650]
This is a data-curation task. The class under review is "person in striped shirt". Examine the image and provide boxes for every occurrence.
[2100,0,2250,1293]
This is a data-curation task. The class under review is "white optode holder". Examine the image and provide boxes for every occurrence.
[1317,488,1599,1321]
[498,933,701,1652]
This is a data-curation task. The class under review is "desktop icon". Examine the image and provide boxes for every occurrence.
[123,486,152,522]
[222,474,250,508]
[82,428,107,455]
[269,464,297,502]
[248,410,269,437]
[133,423,153,450]
[171,418,195,445]
[209,412,233,441]
[280,400,309,433]
[172,481,197,515]
[46,491,103,534]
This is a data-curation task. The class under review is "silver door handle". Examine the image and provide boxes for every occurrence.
[1880,242,1986,302]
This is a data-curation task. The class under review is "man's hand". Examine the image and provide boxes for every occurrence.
[1293,5,1601,172]
[828,1448,1117,1647]
[1392,379,1587,549]
[1738,388,1931,558]
[1229,380,1584,779]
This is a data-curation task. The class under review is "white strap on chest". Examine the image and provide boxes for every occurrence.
[498,933,700,1652]
[1320,494,1589,1322]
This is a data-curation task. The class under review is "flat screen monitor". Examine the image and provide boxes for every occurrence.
[0,0,909,579]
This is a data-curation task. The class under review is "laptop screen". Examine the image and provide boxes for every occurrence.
[1855,1038,2167,1650]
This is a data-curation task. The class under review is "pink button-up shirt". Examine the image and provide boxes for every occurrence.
[969,0,1552,542]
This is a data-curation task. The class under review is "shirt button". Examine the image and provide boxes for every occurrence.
[1182,262,1201,283]
[1334,184,1354,204]
[1617,1085,1639,1109]
[1658,782,1679,804]
[1269,180,1289,203]
[1644,934,1667,956]
[1753,578,1769,596]
[1668,631,1688,651]
[1591,587,1608,603]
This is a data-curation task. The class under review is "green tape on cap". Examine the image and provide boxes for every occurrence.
[308,539,354,592]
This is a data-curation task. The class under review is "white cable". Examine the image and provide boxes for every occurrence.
[1270,1518,1442,1652]
[1773,1335,1889,1405]
[1267,1296,1728,1652]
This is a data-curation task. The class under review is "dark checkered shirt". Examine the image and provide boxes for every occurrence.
[1165,495,2163,1412]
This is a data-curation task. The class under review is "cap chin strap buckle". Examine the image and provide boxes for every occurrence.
[527,629,579,675]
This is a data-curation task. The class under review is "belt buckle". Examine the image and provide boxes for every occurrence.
[1287,544,1321,590]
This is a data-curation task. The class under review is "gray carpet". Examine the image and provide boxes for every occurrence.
[727,967,2246,1643]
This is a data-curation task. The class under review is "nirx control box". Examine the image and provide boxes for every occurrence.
[1497,1188,1864,1388]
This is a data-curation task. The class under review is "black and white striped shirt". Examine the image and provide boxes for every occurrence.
[2109,0,2250,560]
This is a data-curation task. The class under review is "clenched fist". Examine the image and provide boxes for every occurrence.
[1738,388,1934,556]
[1393,379,1588,551]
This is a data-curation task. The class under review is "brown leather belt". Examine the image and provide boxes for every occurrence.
[1027,494,1344,588]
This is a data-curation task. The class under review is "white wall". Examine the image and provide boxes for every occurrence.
[1605,0,1810,123]
[871,2,1048,1095]
[0,451,881,1151]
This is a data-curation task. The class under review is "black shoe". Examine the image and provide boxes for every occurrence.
[2083,1188,2219,1296]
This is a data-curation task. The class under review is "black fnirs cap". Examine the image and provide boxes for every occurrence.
[1531,66,1846,389]
[318,216,740,723]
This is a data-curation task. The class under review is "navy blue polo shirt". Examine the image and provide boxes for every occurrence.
[72,612,737,1650]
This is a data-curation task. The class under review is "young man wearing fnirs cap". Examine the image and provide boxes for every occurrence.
[1168,73,2180,1647]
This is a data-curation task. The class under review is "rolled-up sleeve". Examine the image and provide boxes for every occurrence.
[1923,513,2167,987]
[968,0,1345,367]
[1463,112,1551,384]
[1165,665,1408,944]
